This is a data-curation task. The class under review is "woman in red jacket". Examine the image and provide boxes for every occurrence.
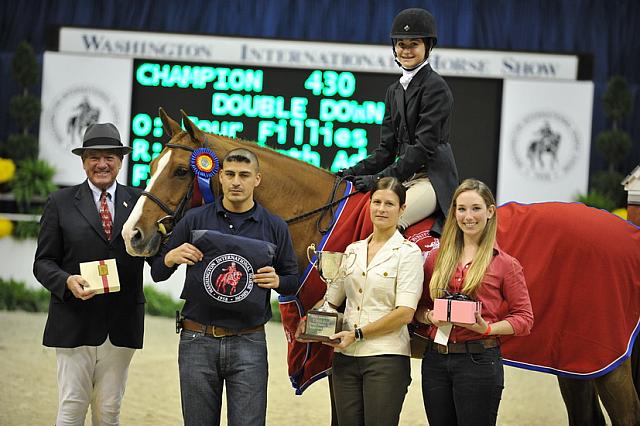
[416,179,534,426]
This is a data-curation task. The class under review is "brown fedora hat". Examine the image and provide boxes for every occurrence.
[71,123,132,156]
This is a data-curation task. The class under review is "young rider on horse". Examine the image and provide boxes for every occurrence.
[340,7,459,235]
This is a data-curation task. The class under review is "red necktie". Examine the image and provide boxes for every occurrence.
[99,191,113,240]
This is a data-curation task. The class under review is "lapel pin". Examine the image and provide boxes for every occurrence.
[123,201,128,207]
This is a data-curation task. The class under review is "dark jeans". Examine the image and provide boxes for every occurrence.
[178,329,268,426]
[421,347,504,426]
[332,353,411,426]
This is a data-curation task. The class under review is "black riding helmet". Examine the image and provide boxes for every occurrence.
[391,7,437,42]
[390,8,438,68]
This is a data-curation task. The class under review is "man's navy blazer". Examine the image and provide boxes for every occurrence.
[34,181,146,349]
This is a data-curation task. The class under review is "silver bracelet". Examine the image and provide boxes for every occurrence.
[425,309,433,325]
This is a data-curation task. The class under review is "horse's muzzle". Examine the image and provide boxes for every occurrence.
[125,227,162,257]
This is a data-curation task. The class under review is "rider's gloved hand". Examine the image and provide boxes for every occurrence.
[354,175,379,193]
[336,168,356,182]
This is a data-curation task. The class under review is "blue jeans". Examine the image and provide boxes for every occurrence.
[178,328,268,426]
[421,347,504,426]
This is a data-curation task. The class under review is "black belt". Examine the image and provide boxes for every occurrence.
[428,338,499,355]
[181,318,264,338]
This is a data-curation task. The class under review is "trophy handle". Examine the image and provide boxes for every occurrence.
[344,251,356,270]
[333,251,357,281]
[307,243,317,265]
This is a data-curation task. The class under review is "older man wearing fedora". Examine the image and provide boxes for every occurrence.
[34,123,146,425]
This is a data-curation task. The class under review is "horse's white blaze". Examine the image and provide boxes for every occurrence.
[122,150,173,251]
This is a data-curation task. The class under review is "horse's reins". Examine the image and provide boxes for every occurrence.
[142,139,357,238]
[285,176,357,235]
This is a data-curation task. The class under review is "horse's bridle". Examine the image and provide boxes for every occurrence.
[140,142,199,239]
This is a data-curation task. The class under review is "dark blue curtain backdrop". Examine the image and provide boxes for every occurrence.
[1,0,639,178]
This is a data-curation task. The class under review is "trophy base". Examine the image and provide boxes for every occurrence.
[298,333,341,344]
[301,309,343,344]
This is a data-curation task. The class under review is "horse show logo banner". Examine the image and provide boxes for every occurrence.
[58,27,581,80]
[38,52,133,186]
[496,80,594,204]
[510,111,581,181]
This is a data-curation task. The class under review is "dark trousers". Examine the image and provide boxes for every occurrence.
[421,347,504,426]
[332,353,411,426]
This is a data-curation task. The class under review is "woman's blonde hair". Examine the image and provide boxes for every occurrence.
[429,179,498,299]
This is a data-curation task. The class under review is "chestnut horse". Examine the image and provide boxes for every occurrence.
[123,109,640,426]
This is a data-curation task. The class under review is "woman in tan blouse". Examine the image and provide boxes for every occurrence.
[299,176,424,425]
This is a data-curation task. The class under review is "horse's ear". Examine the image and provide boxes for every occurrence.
[181,110,206,144]
[158,107,182,137]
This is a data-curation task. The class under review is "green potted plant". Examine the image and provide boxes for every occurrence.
[2,41,57,239]
[577,76,634,211]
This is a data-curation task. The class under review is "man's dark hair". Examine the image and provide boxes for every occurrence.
[222,148,260,171]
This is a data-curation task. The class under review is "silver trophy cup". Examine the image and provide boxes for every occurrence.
[300,243,355,342]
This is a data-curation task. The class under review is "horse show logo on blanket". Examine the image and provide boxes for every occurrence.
[202,254,254,303]
[46,86,120,149]
[407,229,440,261]
[510,111,582,181]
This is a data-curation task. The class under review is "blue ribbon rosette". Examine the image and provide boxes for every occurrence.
[190,147,219,204]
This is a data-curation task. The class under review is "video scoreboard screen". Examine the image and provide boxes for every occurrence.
[128,59,401,187]
[127,58,503,190]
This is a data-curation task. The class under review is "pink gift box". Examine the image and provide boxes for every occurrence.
[433,298,482,324]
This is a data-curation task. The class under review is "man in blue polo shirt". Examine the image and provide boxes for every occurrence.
[151,148,298,426]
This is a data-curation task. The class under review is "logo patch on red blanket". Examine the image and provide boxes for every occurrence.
[405,219,439,259]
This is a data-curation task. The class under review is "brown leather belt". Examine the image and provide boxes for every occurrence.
[181,318,264,338]
[428,338,499,355]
